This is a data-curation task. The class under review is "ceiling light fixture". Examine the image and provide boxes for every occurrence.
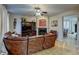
[34,5,47,16]
[35,7,41,16]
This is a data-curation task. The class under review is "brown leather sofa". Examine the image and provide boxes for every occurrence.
[28,36,44,54]
[43,34,57,49]
[3,37,28,55]
[3,33,57,55]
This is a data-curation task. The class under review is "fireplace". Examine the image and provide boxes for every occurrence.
[38,28,47,35]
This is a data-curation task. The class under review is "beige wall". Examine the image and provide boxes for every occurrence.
[9,14,15,32]
[9,14,21,32]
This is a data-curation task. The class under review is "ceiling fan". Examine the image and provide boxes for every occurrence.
[41,11,47,16]
[34,7,47,16]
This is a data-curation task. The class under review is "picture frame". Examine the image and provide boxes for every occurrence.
[13,18,16,29]
[51,20,58,27]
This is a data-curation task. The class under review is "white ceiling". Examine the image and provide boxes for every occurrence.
[5,4,79,16]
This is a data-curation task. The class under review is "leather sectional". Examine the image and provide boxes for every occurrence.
[3,33,57,55]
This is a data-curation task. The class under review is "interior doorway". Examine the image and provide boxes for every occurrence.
[62,16,78,49]
[63,16,78,40]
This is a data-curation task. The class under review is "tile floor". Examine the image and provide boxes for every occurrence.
[33,37,79,55]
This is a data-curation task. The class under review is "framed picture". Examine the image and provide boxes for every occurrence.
[39,19,46,27]
[13,18,16,29]
[51,20,58,27]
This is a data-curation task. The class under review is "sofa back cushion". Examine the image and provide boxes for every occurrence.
[3,38,27,55]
